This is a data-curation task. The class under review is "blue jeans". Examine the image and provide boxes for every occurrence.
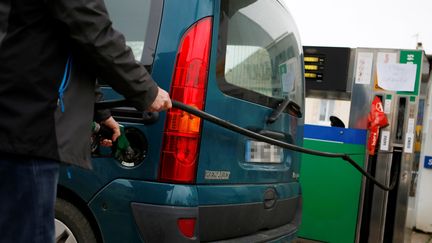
[0,154,59,243]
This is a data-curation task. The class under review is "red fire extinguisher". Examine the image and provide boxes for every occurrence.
[367,96,389,155]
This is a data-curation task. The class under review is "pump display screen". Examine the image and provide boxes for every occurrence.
[303,46,351,93]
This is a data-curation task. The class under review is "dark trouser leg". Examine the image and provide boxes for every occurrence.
[0,155,59,243]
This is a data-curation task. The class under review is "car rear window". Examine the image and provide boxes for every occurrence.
[104,0,162,66]
[217,0,304,110]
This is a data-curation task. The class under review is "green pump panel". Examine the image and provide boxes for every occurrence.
[298,125,367,243]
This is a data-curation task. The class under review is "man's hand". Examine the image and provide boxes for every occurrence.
[148,87,172,112]
[100,116,120,147]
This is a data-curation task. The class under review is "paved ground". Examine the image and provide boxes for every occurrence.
[293,229,432,243]
[411,231,432,243]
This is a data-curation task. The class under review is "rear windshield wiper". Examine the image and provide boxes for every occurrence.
[267,98,302,124]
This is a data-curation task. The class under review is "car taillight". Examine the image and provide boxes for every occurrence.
[159,17,213,183]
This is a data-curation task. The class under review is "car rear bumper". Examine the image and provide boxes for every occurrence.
[87,179,301,242]
[131,195,301,242]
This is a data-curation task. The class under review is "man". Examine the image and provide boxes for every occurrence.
[0,0,171,242]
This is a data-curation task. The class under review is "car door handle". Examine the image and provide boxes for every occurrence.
[111,108,159,125]
[257,129,293,144]
[95,100,159,125]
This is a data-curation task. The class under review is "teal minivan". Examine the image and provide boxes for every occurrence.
[55,0,304,242]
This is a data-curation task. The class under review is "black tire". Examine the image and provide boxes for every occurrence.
[55,198,97,243]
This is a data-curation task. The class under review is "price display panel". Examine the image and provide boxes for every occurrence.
[303,46,351,93]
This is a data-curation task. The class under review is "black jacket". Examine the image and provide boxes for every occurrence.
[0,0,158,168]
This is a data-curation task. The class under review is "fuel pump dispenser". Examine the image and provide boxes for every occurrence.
[349,48,429,243]
[298,46,430,243]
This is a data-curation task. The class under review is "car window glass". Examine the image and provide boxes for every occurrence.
[217,0,304,110]
[105,0,152,61]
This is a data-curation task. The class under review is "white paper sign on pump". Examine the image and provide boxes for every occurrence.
[355,52,373,85]
[377,63,417,92]
[377,52,397,64]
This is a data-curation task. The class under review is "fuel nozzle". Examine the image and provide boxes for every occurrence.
[113,126,137,165]
[91,122,143,167]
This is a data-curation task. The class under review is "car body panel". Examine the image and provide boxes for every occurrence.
[57,0,303,242]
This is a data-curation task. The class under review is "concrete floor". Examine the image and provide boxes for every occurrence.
[293,230,432,243]
[411,231,432,243]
